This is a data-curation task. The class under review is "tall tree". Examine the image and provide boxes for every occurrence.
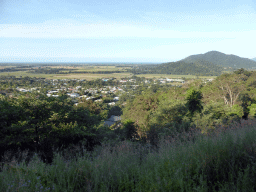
[215,73,246,107]
[185,88,203,118]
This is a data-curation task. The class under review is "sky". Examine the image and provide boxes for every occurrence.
[0,0,256,63]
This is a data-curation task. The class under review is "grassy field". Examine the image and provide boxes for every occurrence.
[72,66,131,72]
[54,73,133,80]
[137,74,217,79]
[1,119,256,191]
[57,66,130,73]
[0,71,215,81]
[0,72,133,81]
[0,71,56,78]
[0,65,217,80]
[0,66,133,80]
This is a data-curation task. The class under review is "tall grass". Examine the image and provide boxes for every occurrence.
[1,119,256,191]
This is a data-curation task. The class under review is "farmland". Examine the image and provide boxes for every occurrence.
[0,64,216,81]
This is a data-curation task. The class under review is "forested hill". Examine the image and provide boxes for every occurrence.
[156,60,225,76]
[129,59,226,76]
[181,51,256,69]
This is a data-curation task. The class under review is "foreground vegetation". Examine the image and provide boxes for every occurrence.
[2,68,256,191]
[1,119,256,191]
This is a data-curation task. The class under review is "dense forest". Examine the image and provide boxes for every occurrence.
[181,51,256,69]
[128,60,226,76]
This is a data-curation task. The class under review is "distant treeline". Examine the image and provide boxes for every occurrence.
[127,60,230,76]
[0,68,31,73]
[31,68,125,74]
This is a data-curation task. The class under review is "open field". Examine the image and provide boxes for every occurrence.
[54,72,133,80]
[0,65,133,80]
[0,71,56,78]
[65,66,129,73]
[0,70,216,81]
[0,66,16,69]
[136,74,217,79]
[47,65,131,72]
[0,71,133,80]
[0,64,217,80]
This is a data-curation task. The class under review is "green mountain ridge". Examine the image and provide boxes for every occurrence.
[157,59,225,76]
[131,55,228,76]
[131,51,256,76]
[181,51,256,69]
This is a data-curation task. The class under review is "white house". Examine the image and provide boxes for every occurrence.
[70,93,80,98]
[108,102,115,106]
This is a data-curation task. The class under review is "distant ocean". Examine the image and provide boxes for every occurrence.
[0,57,164,64]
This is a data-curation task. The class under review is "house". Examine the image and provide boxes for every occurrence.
[48,90,58,94]
[108,102,115,106]
[70,93,80,98]
[104,115,121,127]
[17,88,28,92]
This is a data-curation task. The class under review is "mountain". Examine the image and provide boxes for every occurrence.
[252,58,256,62]
[181,51,256,69]
[131,59,225,76]
[157,60,225,76]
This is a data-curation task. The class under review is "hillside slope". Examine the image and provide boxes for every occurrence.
[181,51,256,69]
[131,60,225,76]
[157,59,224,76]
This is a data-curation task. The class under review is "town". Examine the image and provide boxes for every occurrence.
[1,75,196,127]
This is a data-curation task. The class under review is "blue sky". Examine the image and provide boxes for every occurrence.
[0,0,256,63]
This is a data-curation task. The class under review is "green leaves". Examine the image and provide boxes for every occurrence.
[185,88,203,118]
[0,94,104,164]
[122,120,138,141]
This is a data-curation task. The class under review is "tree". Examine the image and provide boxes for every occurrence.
[122,120,138,141]
[239,93,252,120]
[215,73,246,107]
[186,88,203,118]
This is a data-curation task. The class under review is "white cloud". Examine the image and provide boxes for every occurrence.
[1,20,256,39]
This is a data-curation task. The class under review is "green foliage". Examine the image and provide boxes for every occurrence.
[150,100,188,127]
[0,94,103,165]
[108,106,122,118]
[122,91,160,133]
[248,104,256,118]
[185,88,203,117]
[182,50,256,69]
[122,120,138,141]
[3,119,256,191]
[229,104,244,118]
[129,60,225,76]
